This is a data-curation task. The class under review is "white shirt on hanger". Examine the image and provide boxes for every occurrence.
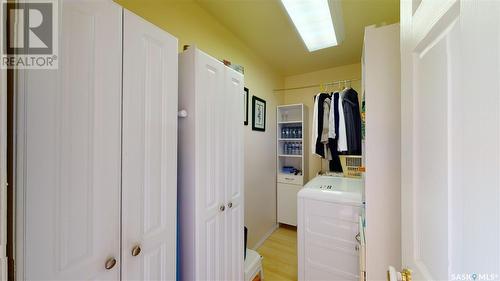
[328,92,337,139]
[337,90,348,152]
[322,97,332,160]
[311,93,321,156]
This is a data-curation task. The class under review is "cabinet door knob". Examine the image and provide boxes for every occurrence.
[228,202,233,208]
[220,205,226,212]
[105,257,117,270]
[131,245,142,257]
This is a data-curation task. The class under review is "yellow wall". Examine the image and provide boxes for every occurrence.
[115,0,363,249]
[114,0,284,248]
[282,63,362,180]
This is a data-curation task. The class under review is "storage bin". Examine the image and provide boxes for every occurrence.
[339,155,363,178]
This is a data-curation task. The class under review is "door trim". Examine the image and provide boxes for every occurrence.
[1,54,7,281]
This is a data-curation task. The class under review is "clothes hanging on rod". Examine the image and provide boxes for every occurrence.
[311,87,363,173]
[328,93,337,139]
[311,93,321,157]
[337,90,348,152]
[342,88,362,155]
[312,92,343,172]
[328,92,343,172]
[321,96,331,160]
[313,93,330,158]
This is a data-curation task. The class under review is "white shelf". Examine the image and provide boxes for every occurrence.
[278,138,303,141]
[278,121,303,124]
[278,154,303,158]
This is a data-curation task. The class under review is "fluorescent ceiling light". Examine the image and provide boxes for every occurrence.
[281,0,344,52]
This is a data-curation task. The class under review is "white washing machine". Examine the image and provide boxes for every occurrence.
[297,176,364,281]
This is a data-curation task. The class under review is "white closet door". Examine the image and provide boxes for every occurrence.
[223,69,245,281]
[16,1,123,280]
[194,50,226,281]
[121,9,178,281]
[401,0,500,279]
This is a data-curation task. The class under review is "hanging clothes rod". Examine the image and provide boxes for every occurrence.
[273,78,361,92]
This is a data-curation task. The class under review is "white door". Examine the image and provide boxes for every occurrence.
[223,68,244,281]
[15,1,123,280]
[401,0,500,279]
[195,50,226,281]
[121,9,178,281]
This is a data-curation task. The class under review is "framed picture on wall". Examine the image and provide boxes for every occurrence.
[252,95,266,132]
[244,87,249,126]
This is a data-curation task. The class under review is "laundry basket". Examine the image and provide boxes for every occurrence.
[339,155,363,178]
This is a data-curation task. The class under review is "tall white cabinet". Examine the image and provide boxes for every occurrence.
[276,104,307,226]
[178,46,245,281]
[363,24,401,280]
[15,2,177,280]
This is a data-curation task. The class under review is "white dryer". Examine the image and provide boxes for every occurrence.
[297,176,364,281]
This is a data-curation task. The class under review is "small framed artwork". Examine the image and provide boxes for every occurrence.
[252,96,266,132]
[244,88,249,126]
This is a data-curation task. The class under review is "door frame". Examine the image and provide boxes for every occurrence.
[1,57,7,281]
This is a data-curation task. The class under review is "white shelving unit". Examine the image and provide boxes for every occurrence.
[276,104,307,226]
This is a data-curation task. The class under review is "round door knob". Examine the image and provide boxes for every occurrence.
[131,245,142,257]
[105,257,117,270]
[228,202,233,208]
[220,205,225,212]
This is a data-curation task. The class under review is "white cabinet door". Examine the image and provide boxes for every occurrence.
[223,68,244,281]
[194,50,226,281]
[122,9,178,281]
[16,1,123,280]
[278,183,301,226]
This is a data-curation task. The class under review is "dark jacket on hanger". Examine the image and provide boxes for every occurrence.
[328,92,343,172]
[314,93,329,158]
[342,88,362,155]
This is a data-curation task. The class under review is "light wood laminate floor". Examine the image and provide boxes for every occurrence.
[257,226,297,281]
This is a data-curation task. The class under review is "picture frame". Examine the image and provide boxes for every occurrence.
[252,95,266,132]
[244,87,249,126]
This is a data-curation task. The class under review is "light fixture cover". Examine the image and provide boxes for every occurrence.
[281,0,344,52]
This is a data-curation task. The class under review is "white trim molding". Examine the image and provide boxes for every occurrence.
[0,59,8,281]
[251,223,279,251]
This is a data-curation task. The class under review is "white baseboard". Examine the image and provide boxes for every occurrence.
[251,223,278,250]
[0,257,7,281]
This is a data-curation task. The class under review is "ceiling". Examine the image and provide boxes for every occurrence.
[196,0,400,76]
